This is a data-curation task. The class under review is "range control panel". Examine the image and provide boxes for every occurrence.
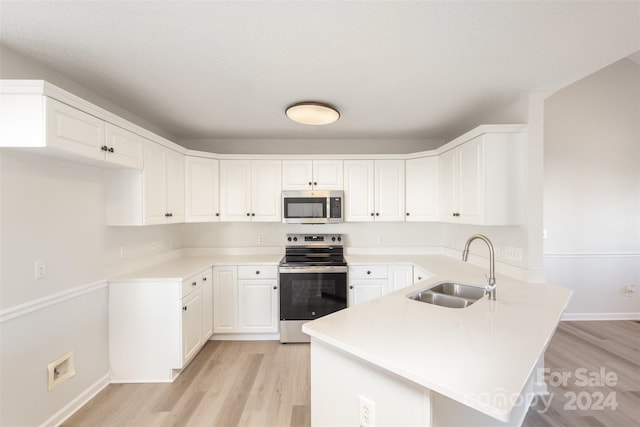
[285,233,344,246]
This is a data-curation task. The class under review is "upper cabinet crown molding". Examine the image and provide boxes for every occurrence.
[0,79,184,155]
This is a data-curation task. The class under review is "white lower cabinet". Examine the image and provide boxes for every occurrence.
[213,265,278,335]
[181,286,203,364]
[348,265,389,306]
[109,267,212,382]
[349,264,417,306]
[388,265,414,292]
[413,266,434,283]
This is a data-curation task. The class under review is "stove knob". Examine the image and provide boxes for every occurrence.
[287,237,292,242]
[331,237,336,242]
[293,237,298,242]
[337,236,342,242]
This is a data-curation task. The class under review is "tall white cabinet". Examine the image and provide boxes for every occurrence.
[439,130,523,225]
[344,159,405,222]
[219,160,282,222]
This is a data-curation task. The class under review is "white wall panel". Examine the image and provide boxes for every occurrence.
[544,58,640,316]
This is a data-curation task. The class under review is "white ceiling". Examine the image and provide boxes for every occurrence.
[1,1,639,148]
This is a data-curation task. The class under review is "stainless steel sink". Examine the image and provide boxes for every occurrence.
[408,282,485,308]
[428,282,485,300]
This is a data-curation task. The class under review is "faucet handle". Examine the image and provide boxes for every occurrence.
[484,273,497,300]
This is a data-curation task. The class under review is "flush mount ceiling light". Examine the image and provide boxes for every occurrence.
[285,102,340,126]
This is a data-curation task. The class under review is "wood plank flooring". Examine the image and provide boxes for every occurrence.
[522,320,640,427]
[63,321,639,427]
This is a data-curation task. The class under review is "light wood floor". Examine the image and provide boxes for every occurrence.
[64,321,639,427]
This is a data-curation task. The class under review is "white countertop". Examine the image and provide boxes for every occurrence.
[110,254,282,282]
[303,255,572,422]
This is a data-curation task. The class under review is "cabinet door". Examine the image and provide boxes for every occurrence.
[166,149,185,223]
[388,265,413,292]
[344,160,375,222]
[348,279,387,306]
[375,160,405,222]
[219,160,252,222]
[282,160,313,190]
[46,97,105,160]
[405,157,439,221]
[439,148,458,221]
[182,288,203,364]
[413,266,433,284]
[251,160,282,222]
[457,137,484,224]
[185,156,219,222]
[104,123,144,169]
[144,141,168,225]
[201,269,213,340]
[238,279,278,333]
[213,266,238,333]
[313,160,343,190]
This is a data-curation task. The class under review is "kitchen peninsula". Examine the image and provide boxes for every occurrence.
[303,255,572,427]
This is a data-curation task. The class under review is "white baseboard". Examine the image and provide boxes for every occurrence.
[41,373,110,427]
[561,312,640,321]
[210,333,280,341]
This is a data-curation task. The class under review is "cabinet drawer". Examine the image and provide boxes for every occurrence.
[349,265,388,279]
[182,274,202,297]
[238,265,278,280]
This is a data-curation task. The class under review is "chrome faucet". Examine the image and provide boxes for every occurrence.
[462,234,497,300]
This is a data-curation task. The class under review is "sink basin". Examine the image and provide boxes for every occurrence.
[428,282,486,300]
[408,282,485,308]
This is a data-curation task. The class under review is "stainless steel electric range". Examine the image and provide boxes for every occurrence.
[278,233,348,343]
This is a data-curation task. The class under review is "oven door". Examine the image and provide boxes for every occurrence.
[279,266,348,320]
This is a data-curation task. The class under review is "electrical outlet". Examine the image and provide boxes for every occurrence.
[34,260,47,280]
[504,247,523,262]
[120,246,127,259]
[258,235,265,246]
[359,395,375,427]
[376,235,384,244]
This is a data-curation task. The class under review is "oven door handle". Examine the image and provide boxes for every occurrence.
[279,266,348,274]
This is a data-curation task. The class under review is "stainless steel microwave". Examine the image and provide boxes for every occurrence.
[282,190,344,224]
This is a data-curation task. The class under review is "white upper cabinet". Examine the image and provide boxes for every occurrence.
[165,148,185,223]
[344,160,405,222]
[144,142,184,224]
[46,97,105,160]
[344,160,375,222]
[219,159,282,222]
[106,141,184,225]
[374,160,405,222]
[185,156,220,222]
[0,92,143,169]
[439,130,524,225]
[282,159,343,190]
[104,123,144,169]
[405,156,439,221]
